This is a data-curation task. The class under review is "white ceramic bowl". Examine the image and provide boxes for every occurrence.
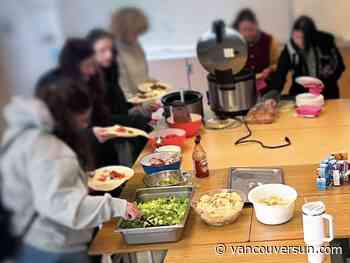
[156,145,182,154]
[248,184,298,225]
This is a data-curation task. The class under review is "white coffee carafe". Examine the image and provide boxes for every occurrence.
[302,201,334,263]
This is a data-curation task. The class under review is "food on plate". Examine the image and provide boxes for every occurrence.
[119,196,189,228]
[258,195,289,206]
[105,125,149,138]
[88,166,134,191]
[115,126,134,134]
[96,170,125,182]
[150,83,167,90]
[193,191,244,226]
[148,153,180,166]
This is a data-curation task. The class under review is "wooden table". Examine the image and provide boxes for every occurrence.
[164,240,332,263]
[89,169,252,255]
[89,100,350,262]
[135,100,350,171]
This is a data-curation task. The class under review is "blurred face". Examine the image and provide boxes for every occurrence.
[79,57,97,80]
[238,21,258,43]
[74,108,92,129]
[292,30,304,49]
[93,37,114,68]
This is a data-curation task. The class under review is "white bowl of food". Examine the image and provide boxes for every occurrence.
[191,189,244,226]
[155,145,182,154]
[248,184,297,225]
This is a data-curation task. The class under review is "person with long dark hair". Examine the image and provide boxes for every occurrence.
[272,16,345,99]
[0,76,140,262]
[86,29,152,164]
[86,29,151,129]
[39,38,144,168]
[232,8,281,94]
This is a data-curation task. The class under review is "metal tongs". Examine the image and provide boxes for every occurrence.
[139,215,155,227]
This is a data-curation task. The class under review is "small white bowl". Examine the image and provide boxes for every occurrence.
[156,145,182,154]
[248,184,297,225]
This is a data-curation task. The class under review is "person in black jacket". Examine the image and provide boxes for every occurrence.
[272,16,345,99]
[86,29,151,130]
[86,29,152,164]
[37,38,143,169]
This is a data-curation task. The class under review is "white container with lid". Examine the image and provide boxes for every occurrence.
[296,93,325,108]
[302,201,334,263]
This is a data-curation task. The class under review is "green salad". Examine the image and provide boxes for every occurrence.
[119,196,189,229]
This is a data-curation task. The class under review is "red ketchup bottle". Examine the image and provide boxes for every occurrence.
[192,135,209,178]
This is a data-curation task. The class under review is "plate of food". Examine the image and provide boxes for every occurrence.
[88,166,134,192]
[128,82,171,104]
[105,125,149,138]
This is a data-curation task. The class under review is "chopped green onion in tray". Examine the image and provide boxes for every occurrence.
[119,196,189,229]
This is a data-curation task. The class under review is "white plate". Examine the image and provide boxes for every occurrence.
[105,125,149,138]
[295,76,324,87]
[88,166,134,191]
[128,82,171,104]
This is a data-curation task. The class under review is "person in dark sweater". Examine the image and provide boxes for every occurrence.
[232,8,281,94]
[272,16,345,99]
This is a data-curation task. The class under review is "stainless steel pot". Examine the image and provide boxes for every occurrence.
[196,20,257,117]
[161,90,204,119]
[207,69,256,116]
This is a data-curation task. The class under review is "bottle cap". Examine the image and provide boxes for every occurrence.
[195,135,201,144]
[302,201,325,216]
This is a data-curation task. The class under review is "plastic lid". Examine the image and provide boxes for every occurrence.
[302,201,325,216]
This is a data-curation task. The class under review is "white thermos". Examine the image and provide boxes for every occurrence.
[302,201,334,263]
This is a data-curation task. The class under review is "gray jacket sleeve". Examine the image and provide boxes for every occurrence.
[29,157,127,230]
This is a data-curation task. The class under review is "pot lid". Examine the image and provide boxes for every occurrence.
[302,201,325,216]
[196,20,248,74]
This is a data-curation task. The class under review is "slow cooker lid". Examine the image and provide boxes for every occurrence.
[196,20,248,75]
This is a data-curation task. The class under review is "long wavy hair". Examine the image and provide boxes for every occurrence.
[58,38,111,126]
[35,74,94,169]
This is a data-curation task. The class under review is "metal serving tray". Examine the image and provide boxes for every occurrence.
[228,167,284,203]
[115,186,193,245]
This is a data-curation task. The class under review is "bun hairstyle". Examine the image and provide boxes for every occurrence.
[36,72,94,169]
[232,8,258,30]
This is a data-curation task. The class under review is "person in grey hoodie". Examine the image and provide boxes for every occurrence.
[0,77,140,263]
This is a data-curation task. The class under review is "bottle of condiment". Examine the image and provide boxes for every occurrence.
[192,135,209,178]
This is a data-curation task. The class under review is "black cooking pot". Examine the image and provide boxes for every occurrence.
[161,90,204,119]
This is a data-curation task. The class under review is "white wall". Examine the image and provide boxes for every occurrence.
[58,0,294,59]
[294,0,350,42]
[0,0,64,96]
